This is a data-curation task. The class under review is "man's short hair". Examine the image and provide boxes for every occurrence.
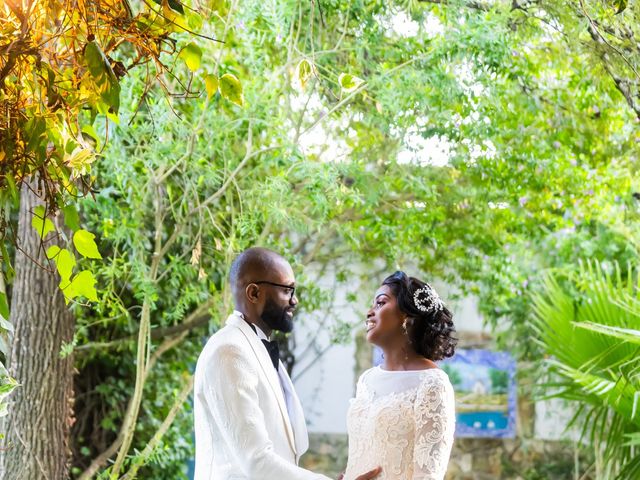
[229,247,286,292]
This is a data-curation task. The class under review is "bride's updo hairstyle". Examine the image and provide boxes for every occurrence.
[382,271,457,361]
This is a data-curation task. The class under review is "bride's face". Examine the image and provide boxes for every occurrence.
[365,285,404,346]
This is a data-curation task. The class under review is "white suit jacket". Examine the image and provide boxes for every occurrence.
[194,312,331,480]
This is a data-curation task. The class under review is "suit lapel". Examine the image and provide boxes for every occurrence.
[226,314,298,455]
[277,364,309,455]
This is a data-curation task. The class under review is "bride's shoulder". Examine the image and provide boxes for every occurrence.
[355,366,380,388]
[418,368,454,390]
[357,366,378,381]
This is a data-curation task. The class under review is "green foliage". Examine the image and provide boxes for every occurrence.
[0,362,19,418]
[84,41,121,115]
[49,0,640,477]
[532,261,640,479]
[0,0,222,413]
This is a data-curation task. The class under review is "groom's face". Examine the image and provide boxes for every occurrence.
[259,261,297,333]
[261,296,295,333]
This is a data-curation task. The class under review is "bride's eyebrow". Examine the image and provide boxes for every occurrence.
[375,293,388,301]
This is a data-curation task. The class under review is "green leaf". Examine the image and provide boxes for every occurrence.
[296,59,314,89]
[81,124,101,150]
[179,43,202,72]
[573,321,640,344]
[0,371,18,402]
[47,246,76,283]
[219,73,244,106]
[46,245,60,259]
[0,242,14,283]
[0,362,18,398]
[73,230,102,259]
[31,206,55,239]
[614,0,627,13]
[0,316,12,357]
[624,432,640,446]
[338,73,364,92]
[159,0,185,14]
[0,293,9,320]
[62,204,81,232]
[205,74,219,98]
[84,40,121,114]
[65,146,95,171]
[63,270,98,302]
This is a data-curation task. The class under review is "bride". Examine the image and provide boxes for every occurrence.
[342,271,457,480]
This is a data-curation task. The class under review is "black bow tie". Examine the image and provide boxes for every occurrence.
[261,339,280,371]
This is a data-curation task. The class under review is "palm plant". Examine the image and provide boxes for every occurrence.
[532,261,640,480]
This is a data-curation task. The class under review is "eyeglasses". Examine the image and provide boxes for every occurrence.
[251,281,296,301]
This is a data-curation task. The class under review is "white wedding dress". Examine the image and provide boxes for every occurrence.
[343,367,455,480]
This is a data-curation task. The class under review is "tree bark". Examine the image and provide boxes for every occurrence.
[0,182,75,480]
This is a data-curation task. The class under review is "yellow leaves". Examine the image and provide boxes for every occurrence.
[31,206,55,239]
[205,74,219,98]
[83,40,120,114]
[47,246,76,283]
[179,43,203,71]
[200,73,244,105]
[161,0,190,32]
[61,270,98,303]
[191,238,202,266]
[73,230,102,259]
[65,146,96,171]
[198,267,208,281]
[219,73,244,106]
[135,12,170,36]
[295,59,315,90]
[59,126,96,173]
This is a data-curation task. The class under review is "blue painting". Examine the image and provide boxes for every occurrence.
[373,347,517,438]
[441,349,516,438]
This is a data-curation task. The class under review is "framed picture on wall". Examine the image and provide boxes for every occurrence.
[441,348,517,438]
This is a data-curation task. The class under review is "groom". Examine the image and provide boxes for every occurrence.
[194,247,380,480]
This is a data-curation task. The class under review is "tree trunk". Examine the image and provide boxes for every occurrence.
[0,182,75,480]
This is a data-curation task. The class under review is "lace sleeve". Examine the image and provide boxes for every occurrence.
[412,372,455,480]
[353,368,373,399]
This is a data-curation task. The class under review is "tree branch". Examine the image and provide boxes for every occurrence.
[75,298,215,353]
[417,0,491,11]
[76,331,190,480]
[119,375,195,480]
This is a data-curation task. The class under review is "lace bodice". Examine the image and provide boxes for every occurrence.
[343,367,455,480]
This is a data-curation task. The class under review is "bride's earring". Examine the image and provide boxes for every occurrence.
[402,318,411,361]
[402,317,409,336]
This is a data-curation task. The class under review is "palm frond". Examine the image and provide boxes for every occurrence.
[533,260,640,478]
[574,322,640,345]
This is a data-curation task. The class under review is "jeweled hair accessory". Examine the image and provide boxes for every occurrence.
[413,284,444,314]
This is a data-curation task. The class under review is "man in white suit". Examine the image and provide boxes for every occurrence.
[194,247,381,480]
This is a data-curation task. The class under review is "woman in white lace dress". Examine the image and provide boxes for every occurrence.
[343,271,457,480]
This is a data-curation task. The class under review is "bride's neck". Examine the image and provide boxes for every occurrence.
[380,342,421,371]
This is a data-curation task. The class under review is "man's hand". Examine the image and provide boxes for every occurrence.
[354,466,382,480]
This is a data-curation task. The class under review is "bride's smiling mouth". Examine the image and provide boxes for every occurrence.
[365,320,376,332]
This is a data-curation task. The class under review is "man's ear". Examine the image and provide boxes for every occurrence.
[245,284,260,304]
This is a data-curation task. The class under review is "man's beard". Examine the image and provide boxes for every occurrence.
[261,298,294,333]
